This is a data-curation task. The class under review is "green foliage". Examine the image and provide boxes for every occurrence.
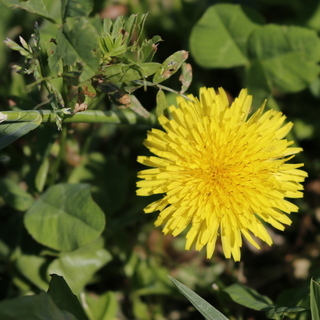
[310,279,320,320]
[0,0,319,319]
[169,276,229,320]
[0,111,42,150]
[224,283,305,319]
[190,3,320,105]
[0,0,55,23]
[190,4,265,68]
[24,183,105,251]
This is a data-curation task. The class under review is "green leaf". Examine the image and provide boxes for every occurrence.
[84,291,118,320]
[0,178,34,211]
[0,0,55,23]
[248,24,320,92]
[24,183,106,251]
[15,255,49,290]
[264,306,306,319]
[179,63,193,94]
[152,51,189,84]
[101,62,161,82]
[61,0,93,21]
[224,283,273,311]
[310,278,320,320]
[48,238,112,294]
[56,17,99,82]
[0,112,42,150]
[0,291,77,320]
[128,94,150,118]
[190,4,264,68]
[140,36,162,62]
[47,274,88,320]
[168,276,229,320]
[47,41,63,75]
[35,157,50,192]
[156,89,168,117]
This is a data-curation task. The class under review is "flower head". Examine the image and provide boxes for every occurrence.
[136,87,307,261]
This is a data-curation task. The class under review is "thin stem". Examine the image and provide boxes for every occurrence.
[133,80,194,101]
[0,109,158,125]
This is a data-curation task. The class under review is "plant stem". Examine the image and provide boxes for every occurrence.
[0,109,157,125]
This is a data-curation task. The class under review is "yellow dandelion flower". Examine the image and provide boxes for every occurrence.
[136,87,308,261]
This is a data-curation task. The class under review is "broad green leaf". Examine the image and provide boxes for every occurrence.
[61,0,93,21]
[224,283,273,311]
[153,51,189,84]
[168,276,229,320]
[310,278,320,320]
[101,62,161,82]
[56,17,99,82]
[0,112,42,150]
[47,274,88,320]
[0,291,76,320]
[0,178,34,211]
[190,4,264,68]
[24,183,106,251]
[48,238,112,294]
[15,255,49,290]
[85,291,118,320]
[248,24,320,92]
[0,0,55,23]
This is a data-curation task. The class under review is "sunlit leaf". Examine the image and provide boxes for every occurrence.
[169,276,229,320]
[248,24,320,92]
[84,291,118,320]
[15,255,49,290]
[152,51,189,84]
[48,238,112,294]
[24,183,106,251]
[190,4,264,68]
